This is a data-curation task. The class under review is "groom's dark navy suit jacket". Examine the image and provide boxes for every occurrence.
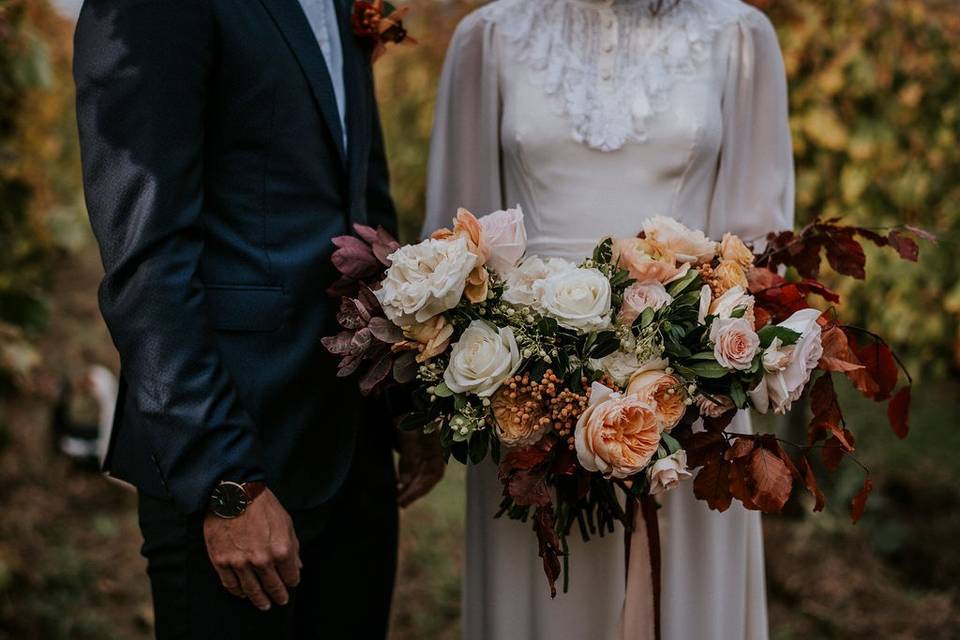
[74,0,397,514]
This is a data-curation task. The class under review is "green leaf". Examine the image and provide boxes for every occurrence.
[688,351,717,361]
[730,378,747,408]
[667,269,701,297]
[397,411,432,432]
[660,432,682,455]
[758,325,802,348]
[731,306,747,319]
[469,429,489,464]
[537,316,559,335]
[637,306,656,329]
[688,360,731,379]
[433,382,453,398]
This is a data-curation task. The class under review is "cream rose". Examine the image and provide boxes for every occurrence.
[618,282,673,326]
[710,317,760,371]
[443,320,521,397]
[613,237,690,285]
[376,236,478,324]
[642,216,717,264]
[749,308,824,414]
[591,350,657,387]
[647,451,693,495]
[478,206,527,274]
[501,256,576,308]
[709,285,755,320]
[575,383,662,479]
[534,267,612,332]
[626,368,686,431]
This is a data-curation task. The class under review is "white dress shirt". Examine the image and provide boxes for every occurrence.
[298,0,348,149]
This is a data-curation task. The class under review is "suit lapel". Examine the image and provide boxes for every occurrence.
[334,0,373,224]
[258,0,347,164]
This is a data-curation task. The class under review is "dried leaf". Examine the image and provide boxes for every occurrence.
[851,477,874,524]
[797,455,826,512]
[809,374,852,449]
[728,459,759,510]
[693,459,733,512]
[819,326,865,373]
[748,448,793,513]
[321,330,355,356]
[358,350,393,395]
[824,233,866,279]
[887,386,911,439]
[887,230,919,262]
[822,432,853,471]
[367,316,404,343]
[506,468,552,508]
[851,337,898,401]
[724,436,756,461]
[534,506,562,598]
[683,431,726,468]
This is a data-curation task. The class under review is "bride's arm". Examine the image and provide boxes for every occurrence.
[424,11,503,237]
[709,9,795,239]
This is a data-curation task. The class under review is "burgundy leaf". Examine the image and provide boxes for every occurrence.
[321,331,355,356]
[851,476,874,524]
[887,386,911,439]
[392,350,418,384]
[353,223,380,244]
[368,316,404,343]
[887,230,919,262]
[824,234,866,279]
[359,350,393,395]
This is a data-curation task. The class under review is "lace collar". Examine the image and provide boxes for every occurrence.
[484,0,749,151]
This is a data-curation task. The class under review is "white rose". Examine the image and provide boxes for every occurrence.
[618,282,673,326]
[642,216,717,264]
[647,450,693,495]
[534,267,612,332]
[443,320,521,397]
[501,256,576,308]
[478,206,527,274]
[710,317,760,371]
[709,285,755,320]
[375,236,478,324]
[749,308,824,414]
[590,351,663,388]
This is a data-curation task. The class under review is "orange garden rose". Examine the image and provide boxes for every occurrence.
[575,383,662,479]
[719,233,755,269]
[626,369,686,431]
[713,259,749,293]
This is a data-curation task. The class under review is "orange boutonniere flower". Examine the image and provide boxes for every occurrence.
[351,0,417,63]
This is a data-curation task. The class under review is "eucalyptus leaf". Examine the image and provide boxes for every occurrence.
[758,325,802,348]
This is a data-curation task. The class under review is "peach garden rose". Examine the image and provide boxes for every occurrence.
[575,382,662,479]
[626,368,687,432]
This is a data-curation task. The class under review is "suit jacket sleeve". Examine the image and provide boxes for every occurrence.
[74,0,265,514]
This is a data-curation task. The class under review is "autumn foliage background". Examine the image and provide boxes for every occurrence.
[0,0,958,638]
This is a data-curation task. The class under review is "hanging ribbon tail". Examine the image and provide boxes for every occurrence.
[620,494,662,640]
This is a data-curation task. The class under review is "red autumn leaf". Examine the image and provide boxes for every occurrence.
[500,437,556,472]
[824,233,866,279]
[725,436,756,461]
[887,386,911,439]
[506,468,552,508]
[764,436,802,481]
[703,409,737,433]
[819,326,866,373]
[753,306,772,331]
[854,227,889,248]
[797,455,826,512]
[797,279,841,304]
[851,477,874,524]
[822,431,854,471]
[747,266,784,293]
[787,238,824,279]
[851,337,898,401]
[683,431,726,468]
[809,374,852,450]
[747,448,794,513]
[693,459,733,512]
[534,506,562,598]
[728,459,759,510]
[887,230,919,262]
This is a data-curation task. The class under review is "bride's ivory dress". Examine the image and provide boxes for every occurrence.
[422,1,794,638]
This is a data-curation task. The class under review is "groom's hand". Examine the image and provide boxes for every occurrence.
[397,429,446,508]
[204,489,301,610]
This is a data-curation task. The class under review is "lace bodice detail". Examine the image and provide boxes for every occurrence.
[479,0,754,151]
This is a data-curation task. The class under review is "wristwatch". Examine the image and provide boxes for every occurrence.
[208,481,267,519]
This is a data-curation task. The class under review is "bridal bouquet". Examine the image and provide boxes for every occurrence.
[322,208,931,595]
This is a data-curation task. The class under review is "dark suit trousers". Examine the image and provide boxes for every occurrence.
[137,424,398,640]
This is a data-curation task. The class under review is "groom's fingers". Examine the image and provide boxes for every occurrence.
[214,565,245,599]
[235,565,273,611]
[253,562,290,607]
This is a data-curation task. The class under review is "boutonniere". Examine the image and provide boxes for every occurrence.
[351,0,417,63]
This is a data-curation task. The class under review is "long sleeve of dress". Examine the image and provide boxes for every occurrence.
[708,10,795,240]
[424,12,503,237]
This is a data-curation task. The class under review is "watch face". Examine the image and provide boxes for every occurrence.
[210,482,250,518]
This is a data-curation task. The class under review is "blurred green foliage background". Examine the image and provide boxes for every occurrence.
[0,0,957,638]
